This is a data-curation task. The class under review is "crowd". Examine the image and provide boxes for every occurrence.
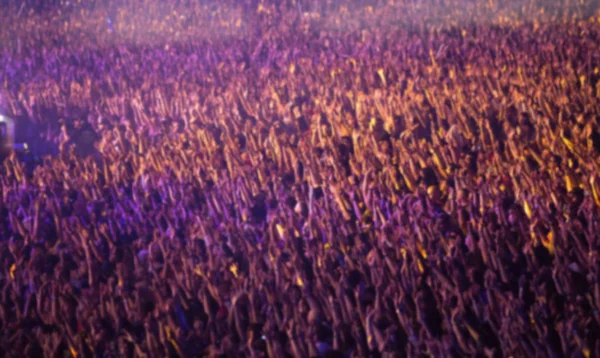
[1,0,600,356]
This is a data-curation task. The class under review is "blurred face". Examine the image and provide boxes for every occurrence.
[508,208,519,225]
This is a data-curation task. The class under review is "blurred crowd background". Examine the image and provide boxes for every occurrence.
[1,0,600,357]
